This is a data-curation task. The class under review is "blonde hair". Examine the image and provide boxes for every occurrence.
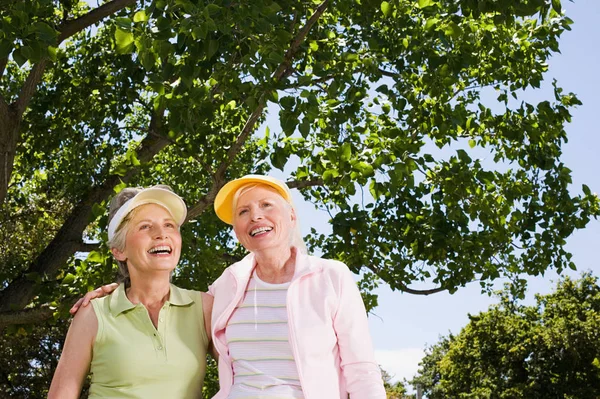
[232,183,307,254]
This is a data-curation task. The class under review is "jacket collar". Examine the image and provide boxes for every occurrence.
[109,283,194,317]
[229,247,321,282]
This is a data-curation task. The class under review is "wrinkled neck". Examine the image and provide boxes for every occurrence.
[254,246,296,284]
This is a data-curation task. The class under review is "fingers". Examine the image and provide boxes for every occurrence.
[101,283,119,293]
[69,298,85,315]
[69,283,119,315]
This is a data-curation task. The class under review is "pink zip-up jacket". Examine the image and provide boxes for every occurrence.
[208,249,386,399]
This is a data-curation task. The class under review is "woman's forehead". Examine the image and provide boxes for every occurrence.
[129,203,174,221]
[236,184,285,205]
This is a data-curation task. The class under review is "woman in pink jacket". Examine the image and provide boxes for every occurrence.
[210,175,385,399]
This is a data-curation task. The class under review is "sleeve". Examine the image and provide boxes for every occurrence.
[332,263,386,399]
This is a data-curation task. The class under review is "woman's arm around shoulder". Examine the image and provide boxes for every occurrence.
[201,291,218,359]
[331,261,386,399]
[48,301,98,399]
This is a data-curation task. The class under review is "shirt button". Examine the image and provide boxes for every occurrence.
[157,346,163,350]
[159,317,163,322]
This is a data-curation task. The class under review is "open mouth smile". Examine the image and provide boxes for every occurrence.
[147,245,172,255]
[250,227,273,237]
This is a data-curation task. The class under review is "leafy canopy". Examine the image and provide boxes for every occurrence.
[0,0,598,394]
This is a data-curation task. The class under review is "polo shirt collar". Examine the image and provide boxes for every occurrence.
[109,283,194,317]
[167,284,194,306]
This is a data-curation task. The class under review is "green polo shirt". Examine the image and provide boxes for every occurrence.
[88,284,208,398]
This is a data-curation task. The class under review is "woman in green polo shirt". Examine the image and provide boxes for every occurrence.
[48,186,212,399]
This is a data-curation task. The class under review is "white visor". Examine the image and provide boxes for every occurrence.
[107,187,187,241]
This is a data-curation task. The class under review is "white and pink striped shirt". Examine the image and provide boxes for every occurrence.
[225,272,304,399]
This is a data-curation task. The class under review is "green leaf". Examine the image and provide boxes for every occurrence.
[280,96,295,110]
[444,21,462,38]
[115,28,134,54]
[417,0,434,9]
[582,184,591,196]
[34,22,57,42]
[62,273,76,285]
[381,1,392,17]
[280,111,297,136]
[323,168,340,184]
[47,46,58,62]
[340,143,352,162]
[87,251,105,264]
[115,17,132,29]
[354,161,374,177]
[425,18,439,30]
[468,139,476,148]
[267,51,285,64]
[205,4,221,16]
[551,0,561,13]
[0,41,12,58]
[133,10,148,22]
[207,39,219,59]
[12,47,27,66]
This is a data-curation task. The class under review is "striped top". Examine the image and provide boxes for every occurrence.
[225,272,304,399]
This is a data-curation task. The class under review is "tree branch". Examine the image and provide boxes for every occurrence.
[378,68,398,78]
[0,305,55,329]
[13,59,48,117]
[0,110,169,312]
[76,242,101,253]
[57,0,137,43]
[0,57,7,80]
[289,74,335,89]
[212,0,330,183]
[286,178,324,189]
[186,182,223,221]
[364,264,449,296]
[395,281,448,295]
[274,0,330,82]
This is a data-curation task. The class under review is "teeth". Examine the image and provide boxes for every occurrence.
[148,246,171,254]
[250,226,272,236]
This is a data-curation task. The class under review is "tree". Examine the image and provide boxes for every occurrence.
[412,273,600,398]
[381,367,415,399]
[0,0,598,395]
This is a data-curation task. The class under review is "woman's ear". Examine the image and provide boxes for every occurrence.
[111,247,127,262]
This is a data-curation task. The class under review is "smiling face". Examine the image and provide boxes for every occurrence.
[232,185,296,254]
[111,203,182,276]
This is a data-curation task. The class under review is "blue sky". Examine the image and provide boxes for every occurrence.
[274,0,600,384]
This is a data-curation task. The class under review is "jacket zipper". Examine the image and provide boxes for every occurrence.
[286,267,318,399]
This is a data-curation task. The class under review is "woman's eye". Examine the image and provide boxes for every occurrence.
[262,202,272,208]
[238,209,248,215]
[165,222,176,228]
[140,224,150,230]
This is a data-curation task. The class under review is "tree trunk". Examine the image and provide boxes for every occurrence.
[0,105,19,205]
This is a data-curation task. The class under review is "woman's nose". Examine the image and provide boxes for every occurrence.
[154,225,167,238]
[250,208,264,221]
